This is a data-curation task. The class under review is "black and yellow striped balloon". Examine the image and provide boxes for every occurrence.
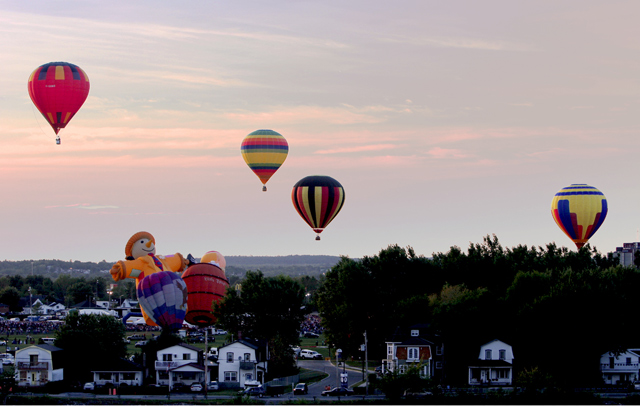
[291,175,345,240]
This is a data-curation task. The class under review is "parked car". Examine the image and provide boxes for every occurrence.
[293,383,308,395]
[322,387,354,397]
[135,340,148,347]
[303,331,320,338]
[190,383,203,392]
[207,381,219,391]
[83,382,95,391]
[0,340,6,346]
[239,386,266,397]
[634,381,640,391]
[404,389,433,399]
[129,334,145,340]
[0,354,14,365]
[299,349,323,360]
[171,382,187,392]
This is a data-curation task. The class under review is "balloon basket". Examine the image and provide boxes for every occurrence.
[315,235,321,241]
[262,185,267,192]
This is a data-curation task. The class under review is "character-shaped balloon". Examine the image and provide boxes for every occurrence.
[551,183,608,249]
[182,251,229,327]
[109,231,188,326]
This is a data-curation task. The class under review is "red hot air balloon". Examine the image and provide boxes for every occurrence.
[292,175,345,240]
[182,259,229,327]
[28,62,90,145]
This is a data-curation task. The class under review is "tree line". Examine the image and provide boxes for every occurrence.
[315,235,630,387]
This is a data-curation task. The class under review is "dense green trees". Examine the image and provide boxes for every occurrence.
[317,235,634,387]
[213,271,306,378]
[55,313,127,384]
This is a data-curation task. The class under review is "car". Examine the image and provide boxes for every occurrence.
[303,331,320,338]
[190,383,203,392]
[171,382,187,392]
[299,349,323,360]
[0,354,14,365]
[239,386,266,397]
[293,383,308,395]
[83,382,95,391]
[207,381,219,391]
[634,381,640,391]
[135,340,148,347]
[404,390,433,399]
[322,387,354,397]
[0,340,6,346]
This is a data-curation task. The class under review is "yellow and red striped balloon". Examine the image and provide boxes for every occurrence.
[241,129,288,191]
[292,175,345,240]
[551,183,608,249]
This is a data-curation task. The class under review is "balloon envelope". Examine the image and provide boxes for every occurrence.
[241,129,288,191]
[200,250,226,271]
[551,183,608,249]
[291,175,345,239]
[28,62,90,135]
[136,271,187,330]
[182,263,229,327]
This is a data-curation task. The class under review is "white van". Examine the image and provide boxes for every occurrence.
[0,354,14,365]
[42,338,55,345]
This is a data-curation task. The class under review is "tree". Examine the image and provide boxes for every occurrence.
[55,312,126,384]
[213,271,305,378]
[0,287,21,312]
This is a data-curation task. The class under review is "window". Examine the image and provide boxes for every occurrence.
[29,354,38,364]
[436,361,442,369]
[163,354,173,361]
[99,372,112,380]
[436,346,442,356]
[387,345,393,356]
[245,373,253,380]
[411,330,419,337]
[485,349,492,360]
[244,353,251,361]
[123,373,135,380]
[227,352,234,362]
[408,347,419,361]
[183,353,191,360]
[224,371,237,382]
[627,357,632,365]
[499,350,506,361]
[497,369,510,379]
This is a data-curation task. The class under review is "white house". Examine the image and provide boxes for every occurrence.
[91,358,144,387]
[217,339,268,389]
[600,349,640,385]
[155,343,204,390]
[468,339,514,386]
[14,344,64,387]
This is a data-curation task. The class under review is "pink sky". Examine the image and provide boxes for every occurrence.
[1,1,640,261]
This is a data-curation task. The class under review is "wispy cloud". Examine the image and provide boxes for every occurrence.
[45,203,118,210]
[315,144,400,154]
[427,147,472,159]
[380,35,529,51]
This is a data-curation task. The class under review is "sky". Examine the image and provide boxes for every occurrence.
[1,0,640,262]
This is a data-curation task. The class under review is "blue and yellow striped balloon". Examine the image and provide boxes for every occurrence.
[241,129,288,191]
[551,184,607,249]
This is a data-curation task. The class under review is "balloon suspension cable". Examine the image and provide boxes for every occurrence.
[262,185,267,192]
[315,235,321,241]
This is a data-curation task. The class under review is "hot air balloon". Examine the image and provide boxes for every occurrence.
[241,129,288,191]
[182,258,229,327]
[136,271,188,330]
[551,183,608,249]
[292,175,345,240]
[200,250,226,271]
[28,62,90,145]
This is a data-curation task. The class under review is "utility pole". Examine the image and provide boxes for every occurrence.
[364,330,369,396]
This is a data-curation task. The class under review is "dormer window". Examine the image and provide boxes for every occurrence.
[408,347,419,361]
[485,349,492,360]
[411,330,419,337]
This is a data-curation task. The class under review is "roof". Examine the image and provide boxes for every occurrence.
[398,337,435,347]
[469,359,513,368]
[160,343,201,353]
[219,338,267,351]
[17,344,63,353]
[91,358,143,372]
[171,362,204,372]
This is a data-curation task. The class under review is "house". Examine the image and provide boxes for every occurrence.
[40,302,65,315]
[155,343,204,390]
[217,338,269,389]
[381,324,444,381]
[91,358,144,387]
[600,349,640,385]
[14,344,64,387]
[468,339,514,386]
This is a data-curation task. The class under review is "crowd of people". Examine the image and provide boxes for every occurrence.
[300,313,324,335]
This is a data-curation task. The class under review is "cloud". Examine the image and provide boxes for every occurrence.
[380,35,529,51]
[315,144,400,154]
[427,147,472,159]
[45,203,118,210]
